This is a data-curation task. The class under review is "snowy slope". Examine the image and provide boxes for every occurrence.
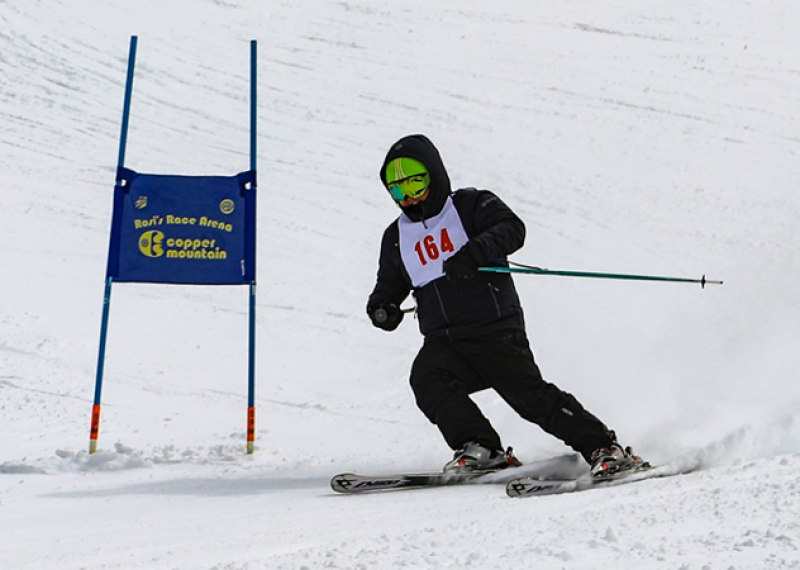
[1,1,799,568]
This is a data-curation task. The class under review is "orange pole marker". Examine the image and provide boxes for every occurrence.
[89,404,102,454]
[247,406,256,454]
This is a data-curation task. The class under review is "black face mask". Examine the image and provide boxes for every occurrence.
[400,199,428,222]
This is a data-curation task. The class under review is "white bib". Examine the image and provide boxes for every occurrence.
[398,197,469,288]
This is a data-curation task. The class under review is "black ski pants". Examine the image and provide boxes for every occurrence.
[410,330,614,463]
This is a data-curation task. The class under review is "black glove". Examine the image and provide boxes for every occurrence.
[443,246,480,280]
[367,302,404,331]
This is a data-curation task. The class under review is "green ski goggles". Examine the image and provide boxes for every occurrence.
[388,173,430,202]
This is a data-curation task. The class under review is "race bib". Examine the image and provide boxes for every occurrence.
[398,197,469,288]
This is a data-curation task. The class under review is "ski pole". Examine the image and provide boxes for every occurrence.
[479,264,723,288]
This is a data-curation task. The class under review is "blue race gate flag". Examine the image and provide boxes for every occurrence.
[106,168,256,285]
[90,37,260,456]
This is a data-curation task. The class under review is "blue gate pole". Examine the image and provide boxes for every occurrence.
[90,35,138,454]
[246,39,258,454]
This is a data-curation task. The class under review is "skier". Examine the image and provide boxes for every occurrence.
[366,134,646,477]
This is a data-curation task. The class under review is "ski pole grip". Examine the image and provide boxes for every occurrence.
[374,307,388,324]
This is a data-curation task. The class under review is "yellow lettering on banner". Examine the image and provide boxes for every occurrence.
[166,215,197,226]
[166,249,228,260]
[166,238,219,250]
[199,217,233,233]
[134,216,162,229]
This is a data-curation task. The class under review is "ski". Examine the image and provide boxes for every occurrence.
[506,464,686,498]
[331,454,584,494]
[330,469,508,493]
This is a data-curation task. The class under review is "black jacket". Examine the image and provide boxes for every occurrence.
[369,135,527,340]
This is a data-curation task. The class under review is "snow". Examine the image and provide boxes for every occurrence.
[1,0,799,568]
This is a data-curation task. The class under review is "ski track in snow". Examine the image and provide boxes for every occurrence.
[2,0,800,568]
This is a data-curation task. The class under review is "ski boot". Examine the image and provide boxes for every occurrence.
[589,442,650,478]
[444,442,522,472]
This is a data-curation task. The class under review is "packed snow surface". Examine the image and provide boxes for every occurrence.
[1,1,799,568]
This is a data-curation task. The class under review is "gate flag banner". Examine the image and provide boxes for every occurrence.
[106,167,257,285]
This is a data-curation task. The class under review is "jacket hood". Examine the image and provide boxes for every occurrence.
[379,134,451,222]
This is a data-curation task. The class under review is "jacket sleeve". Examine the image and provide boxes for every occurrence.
[367,222,412,311]
[461,190,526,265]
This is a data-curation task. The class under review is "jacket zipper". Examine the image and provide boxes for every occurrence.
[488,283,502,318]
[432,281,452,339]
